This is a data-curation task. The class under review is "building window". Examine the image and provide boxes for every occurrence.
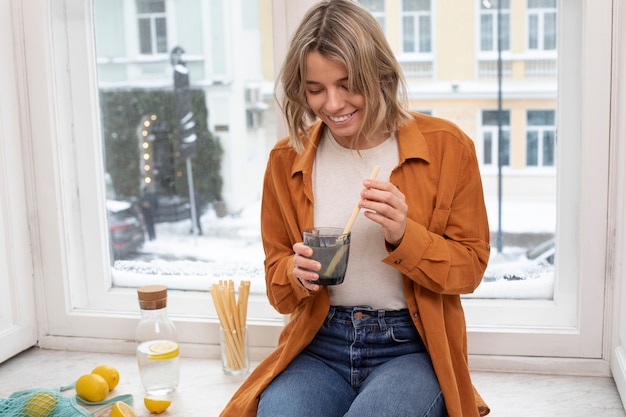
[526,110,556,167]
[527,0,557,51]
[480,0,510,53]
[402,0,432,54]
[137,0,168,54]
[481,110,510,167]
[245,87,267,129]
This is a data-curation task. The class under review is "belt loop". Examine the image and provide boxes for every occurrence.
[377,309,387,331]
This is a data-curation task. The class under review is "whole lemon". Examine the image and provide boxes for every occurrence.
[91,364,120,391]
[75,373,109,402]
[23,391,58,417]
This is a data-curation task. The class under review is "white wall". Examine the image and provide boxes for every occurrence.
[610,0,626,410]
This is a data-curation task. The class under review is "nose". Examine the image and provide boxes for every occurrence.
[325,87,345,113]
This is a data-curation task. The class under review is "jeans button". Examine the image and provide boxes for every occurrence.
[354,312,363,320]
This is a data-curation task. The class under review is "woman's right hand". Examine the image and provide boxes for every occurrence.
[293,242,322,291]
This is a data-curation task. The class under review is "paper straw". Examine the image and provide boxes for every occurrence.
[322,166,380,276]
[210,280,250,370]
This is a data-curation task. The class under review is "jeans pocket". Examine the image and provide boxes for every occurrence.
[388,323,418,343]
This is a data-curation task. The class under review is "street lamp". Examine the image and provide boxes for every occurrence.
[483,0,504,253]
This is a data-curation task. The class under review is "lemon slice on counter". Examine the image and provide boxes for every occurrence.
[144,397,172,414]
[147,341,179,360]
[110,401,137,417]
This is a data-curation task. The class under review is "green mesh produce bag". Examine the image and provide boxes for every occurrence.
[0,383,133,417]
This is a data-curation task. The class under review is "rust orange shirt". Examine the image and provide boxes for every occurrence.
[221,112,491,417]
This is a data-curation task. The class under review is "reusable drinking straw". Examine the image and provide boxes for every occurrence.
[322,165,380,276]
[210,280,251,371]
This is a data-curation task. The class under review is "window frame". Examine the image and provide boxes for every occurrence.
[526,109,556,167]
[480,109,511,168]
[527,0,558,53]
[20,0,612,373]
[136,0,169,55]
[400,0,433,56]
[478,0,511,55]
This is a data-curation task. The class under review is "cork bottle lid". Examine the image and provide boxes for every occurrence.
[137,285,168,310]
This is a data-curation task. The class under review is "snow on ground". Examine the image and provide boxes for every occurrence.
[112,198,556,299]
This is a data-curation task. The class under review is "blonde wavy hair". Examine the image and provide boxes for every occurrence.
[276,0,411,154]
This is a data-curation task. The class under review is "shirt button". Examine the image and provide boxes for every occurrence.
[394,259,402,264]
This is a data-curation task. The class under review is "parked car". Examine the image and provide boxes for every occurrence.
[107,199,146,259]
[482,238,555,282]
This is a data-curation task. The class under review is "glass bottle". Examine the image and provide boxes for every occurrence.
[136,285,180,396]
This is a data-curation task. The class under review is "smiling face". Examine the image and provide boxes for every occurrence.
[304,51,367,148]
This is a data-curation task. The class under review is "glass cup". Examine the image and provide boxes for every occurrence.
[303,227,351,285]
[219,326,249,376]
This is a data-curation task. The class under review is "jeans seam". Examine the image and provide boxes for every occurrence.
[420,390,445,417]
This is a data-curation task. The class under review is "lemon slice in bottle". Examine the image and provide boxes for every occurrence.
[147,341,179,360]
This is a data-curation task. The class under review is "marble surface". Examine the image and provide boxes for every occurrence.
[0,347,625,416]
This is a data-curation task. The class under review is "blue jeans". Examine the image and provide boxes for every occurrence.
[258,306,447,417]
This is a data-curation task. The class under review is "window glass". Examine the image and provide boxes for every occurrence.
[94,0,275,302]
[136,0,167,55]
[418,16,431,53]
[138,19,152,54]
[137,0,165,14]
[470,0,557,299]
[155,17,168,53]
[401,0,432,54]
[481,110,511,167]
[480,1,510,52]
[403,0,430,11]
[95,0,559,315]
[527,0,557,51]
[480,14,493,51]
[526,110,556,167]
[543,12,557,50]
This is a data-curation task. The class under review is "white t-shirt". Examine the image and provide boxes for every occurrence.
[312,128,407,310]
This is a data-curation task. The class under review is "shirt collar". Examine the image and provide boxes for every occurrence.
[292,114,430,176]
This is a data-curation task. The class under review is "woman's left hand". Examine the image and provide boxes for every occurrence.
[359,179,407,247]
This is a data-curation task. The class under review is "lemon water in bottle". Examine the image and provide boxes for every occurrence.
[136,285,180,396]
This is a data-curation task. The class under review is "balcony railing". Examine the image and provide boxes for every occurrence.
[397,56,557,81]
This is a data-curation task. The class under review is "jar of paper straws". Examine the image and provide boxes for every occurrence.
[210,280,250,376]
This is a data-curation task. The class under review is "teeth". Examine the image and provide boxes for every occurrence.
[329,112,354,122]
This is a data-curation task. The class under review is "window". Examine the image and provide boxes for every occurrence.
[94,0,280,327]
[245,87,266,130]
[480,0,510,53]
[137,0,168,54]
[19,0,609,366]
[527,0,557,51]
[402,0,432,54]
[526,110,556,167]
[481,110,510,167]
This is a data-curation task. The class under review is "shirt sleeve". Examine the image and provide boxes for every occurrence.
[260,154,316,314]
[383,138,491,294]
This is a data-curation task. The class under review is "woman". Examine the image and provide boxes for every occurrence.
[221,1,491,416]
